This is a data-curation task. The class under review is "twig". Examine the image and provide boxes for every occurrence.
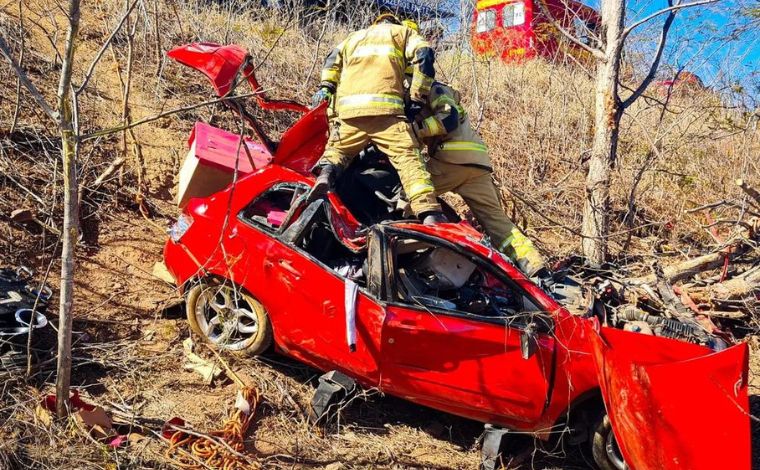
[80,91,262,140]
[736,179,760,208]
[74,0,140,94]
[621,0,720,40]
[0,35,56,122]
[9,0,24,134]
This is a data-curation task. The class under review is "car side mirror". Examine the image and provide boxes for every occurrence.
[520,323,538,360]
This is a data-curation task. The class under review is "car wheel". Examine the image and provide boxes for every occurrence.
[591,414,628,470]
[185,281,272,356]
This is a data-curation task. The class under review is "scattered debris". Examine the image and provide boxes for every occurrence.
[9,208,61,235]
[0,266,51,373]
[151,261,175,284]
[164,386,261,469]
[182,337,223,384]
[75,405,114,440]
[309,370,357,425]
[481,424,511,470]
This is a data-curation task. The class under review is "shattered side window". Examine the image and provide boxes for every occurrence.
[239,183,308,233]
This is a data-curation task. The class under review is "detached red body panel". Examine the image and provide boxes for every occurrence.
[589,326,750,470]
[168,43,308,113]
[163,43,751,470]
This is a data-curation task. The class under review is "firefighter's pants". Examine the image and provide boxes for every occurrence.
[320,116,441,216]
[427,158,546,276]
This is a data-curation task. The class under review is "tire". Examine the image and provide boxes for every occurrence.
[185,281,272,356]
[591,414,628,470]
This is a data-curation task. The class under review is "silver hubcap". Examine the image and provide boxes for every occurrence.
[605,430,627,470]
[193,285,260,351]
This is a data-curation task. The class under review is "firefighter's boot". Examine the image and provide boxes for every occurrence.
[421,211,448,225]
[306,163,339,204]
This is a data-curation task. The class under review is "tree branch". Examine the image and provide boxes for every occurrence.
[622,0,720,40]
[80,92,262,141]
[0,34,57,123]
[534,0,606,61]
[75,0,141,94]
[621,6,676,110]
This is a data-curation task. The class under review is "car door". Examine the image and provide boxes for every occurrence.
[238,193,384,385]
[378,229,555,426]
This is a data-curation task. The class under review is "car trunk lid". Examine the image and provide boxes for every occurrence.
[168,43,327,174]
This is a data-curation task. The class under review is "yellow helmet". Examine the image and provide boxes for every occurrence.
[374,13,401,25]
[402,19,420,33]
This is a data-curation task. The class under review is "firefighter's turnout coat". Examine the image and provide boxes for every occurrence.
[318,22,440,216]
[414,83,547,276]
[414,83,491,170]
[320,22,435,118]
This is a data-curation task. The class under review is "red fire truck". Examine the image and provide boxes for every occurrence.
[471,0,600,62]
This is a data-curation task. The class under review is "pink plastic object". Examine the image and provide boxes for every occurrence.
[190,121,272,174]
[108,435,128,448]
[267,210,287,227]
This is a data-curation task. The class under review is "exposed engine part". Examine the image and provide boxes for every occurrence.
[623,320,654,336]
[593,279,621,306]
[614,305,715,347]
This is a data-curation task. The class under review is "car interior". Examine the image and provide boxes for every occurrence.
[391,235,546,323]
[238,183,309,233]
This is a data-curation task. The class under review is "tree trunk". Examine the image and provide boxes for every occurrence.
[55,0,81,419]
[581,0,625,266]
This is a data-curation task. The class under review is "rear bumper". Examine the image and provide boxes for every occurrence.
[162,239,199,289]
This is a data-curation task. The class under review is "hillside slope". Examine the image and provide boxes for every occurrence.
[0,1,757,469]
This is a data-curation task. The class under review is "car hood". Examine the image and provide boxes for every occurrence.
[168,43,327,175]
[587,323,750,470]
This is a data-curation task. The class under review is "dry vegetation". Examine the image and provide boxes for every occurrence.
[0,0,758,469]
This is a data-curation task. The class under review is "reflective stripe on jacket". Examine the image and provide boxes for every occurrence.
[320,23,435,119]
[418,83,492,169]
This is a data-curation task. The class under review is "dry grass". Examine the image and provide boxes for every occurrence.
[0,0,758,468]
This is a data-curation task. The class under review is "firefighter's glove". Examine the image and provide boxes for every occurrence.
[305,163,338,204]
[405,100,424,123]
[311,87,333,108]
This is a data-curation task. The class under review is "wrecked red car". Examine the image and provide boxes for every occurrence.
[162,43,751,470]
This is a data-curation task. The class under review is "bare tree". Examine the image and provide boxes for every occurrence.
[53,0,81,419]
[0,0,80,417]
[538,0,718,265]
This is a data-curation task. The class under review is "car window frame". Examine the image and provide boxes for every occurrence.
[240,191,384,303]
[379,226,553,332]
[237,181,310,235]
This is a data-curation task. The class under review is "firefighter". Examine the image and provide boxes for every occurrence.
[308,13,447,224]
[411,81,549,277]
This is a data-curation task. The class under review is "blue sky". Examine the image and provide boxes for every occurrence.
[620,0,758,95]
